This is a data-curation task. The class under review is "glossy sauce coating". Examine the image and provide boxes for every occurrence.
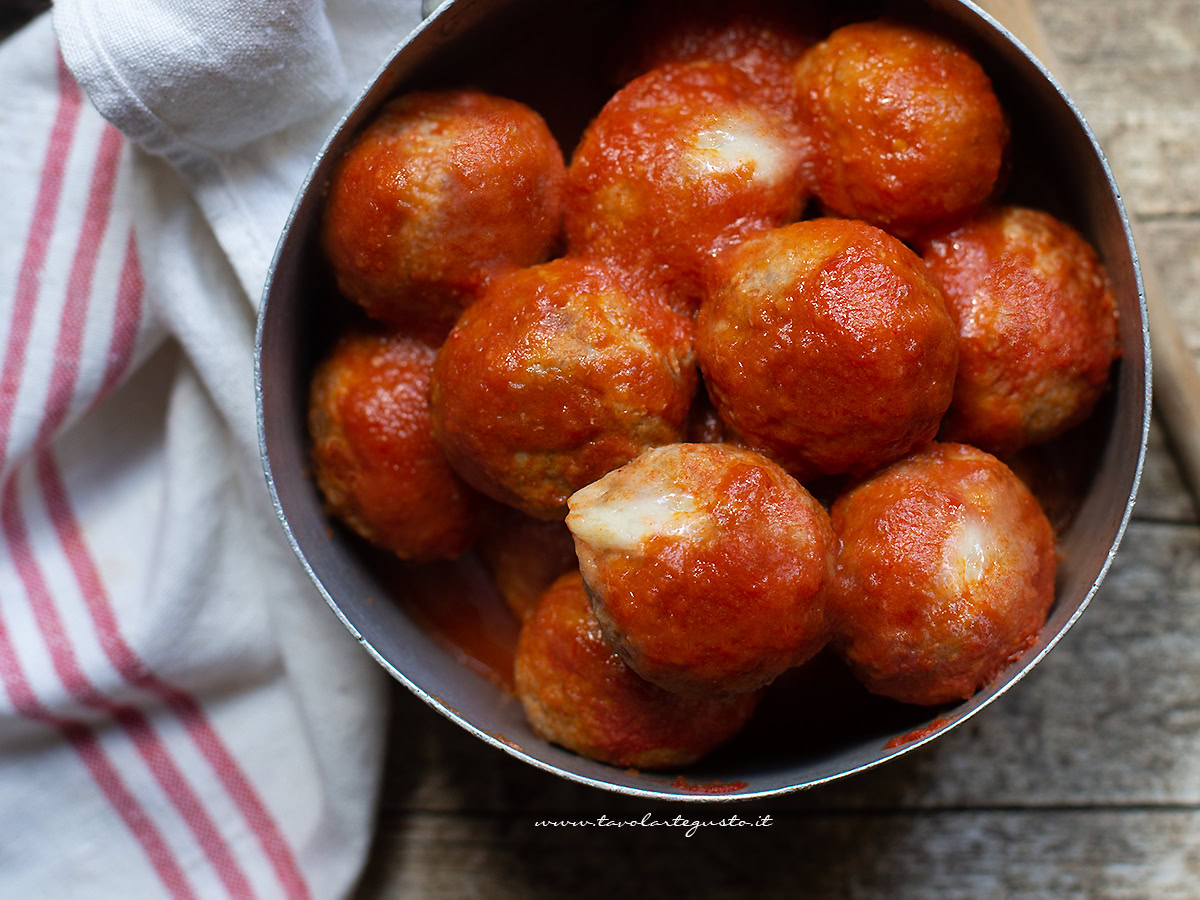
[308,328,485,560]
[322,90,566,327]
[566,61,807,314]
[830,442,1056,706]
[795,20,1007,238]
[697,218,958,480]
[430,258,696,520]
[567,443,835,697]
[921,206,1119,456]
[514,570,760,769]
[616,0,822,122]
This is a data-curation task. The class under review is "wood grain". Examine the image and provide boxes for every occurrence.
[1132,416,1195,523]
[361,810,1200,898]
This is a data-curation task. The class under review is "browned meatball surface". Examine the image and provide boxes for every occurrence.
[431,258,696,520]
[830,442,1056,706]
[308,328,485,560]
[566,61,807,314]
[567,443,835,697]
[322,90,566,328]
[795,20,1007,238]
[697,218,958,480]
[921,206,1120,456]
[515,571,760,769]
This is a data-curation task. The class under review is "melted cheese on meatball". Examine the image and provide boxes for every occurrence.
[684,113,792,185]
[568,480,710,553]
[950,517,990,587]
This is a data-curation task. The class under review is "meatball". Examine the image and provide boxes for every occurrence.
[430,258,696,520]
[697,218,958,480]
[921,206,1120,456]
[567,443,835,697]
[515,571,760,769]
[795,20,1007,238]
[308,327,485,560]
[478,508,578,622]
[322,90,566,327]
[616,0,821,121]
[566,61,808,314]
[830,442,1056,706]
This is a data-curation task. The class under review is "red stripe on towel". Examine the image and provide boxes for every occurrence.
[97,230,143,398]
[41,231,313,900]
[0,617,200,900]
[35,123,124,440]
[3,115,258,898]
[3,471,256,899]
[0,53,81,466]
[0,56,199,900]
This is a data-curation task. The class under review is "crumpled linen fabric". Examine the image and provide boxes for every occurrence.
[0,0,422,895]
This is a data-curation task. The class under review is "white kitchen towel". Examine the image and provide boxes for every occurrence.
[0,0,424,896]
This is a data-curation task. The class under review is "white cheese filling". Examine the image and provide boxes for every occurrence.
[684,114,792,184]
[568,485,708,553]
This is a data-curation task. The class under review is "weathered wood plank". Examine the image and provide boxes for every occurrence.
[1037,0,1200,218]
[1141,221,1200,361]
[358,808,1200,898]
[1131,413,1196,523]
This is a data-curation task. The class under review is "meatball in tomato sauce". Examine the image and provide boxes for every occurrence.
[566,61,807,314]
[830,442,1057,706]
[921,205,1119,457]
[431,258,696,520]
[617,0,821,122]
[795,20,1007,238]
[697,218,958,481]
[308,328,485,561]
[322,90,566,328]
[567,443,835,698]
[478,508,579,622]
[515,571,759,769]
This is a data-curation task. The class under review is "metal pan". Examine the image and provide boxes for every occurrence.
[256,0,1150,800]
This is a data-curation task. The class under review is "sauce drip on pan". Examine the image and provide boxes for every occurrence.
[372,550,520,693]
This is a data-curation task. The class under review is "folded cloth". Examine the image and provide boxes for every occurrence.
[0,1,423,896]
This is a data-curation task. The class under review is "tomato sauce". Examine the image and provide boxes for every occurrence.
[668,776,750,794]
[883,717,954,751]
[381,552,521,693]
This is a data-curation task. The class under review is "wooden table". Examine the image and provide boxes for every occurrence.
[357,0,1200,895]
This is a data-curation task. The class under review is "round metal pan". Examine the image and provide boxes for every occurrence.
[256,0,1150,800]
